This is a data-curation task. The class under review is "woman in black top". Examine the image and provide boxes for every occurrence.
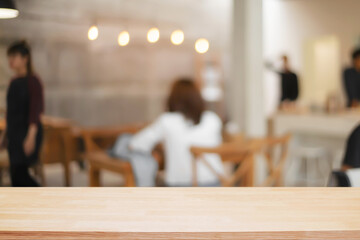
[0,41,44,187]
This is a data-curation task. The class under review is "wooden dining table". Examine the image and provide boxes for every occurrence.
[0,188,359,239]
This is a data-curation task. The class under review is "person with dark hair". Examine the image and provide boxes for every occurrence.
[0,40,44,187]
[129,78,224,186]
[342,124,360,171]
[343,48,360,108]
[266,55,299,109]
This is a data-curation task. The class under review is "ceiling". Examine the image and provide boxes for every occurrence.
[0,0,232,48]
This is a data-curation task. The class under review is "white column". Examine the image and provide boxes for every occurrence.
[230,0,266,137]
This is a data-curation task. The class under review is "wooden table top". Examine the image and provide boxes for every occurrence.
[0,188,359,239]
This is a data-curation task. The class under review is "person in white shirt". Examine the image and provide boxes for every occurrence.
[130,78,224,187]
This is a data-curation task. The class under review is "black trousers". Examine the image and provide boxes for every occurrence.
[7,124,43,187]
[9,164,39,187]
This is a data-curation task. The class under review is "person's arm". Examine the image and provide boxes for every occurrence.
[264,61,281,74]
[23,124,37,156]
[129,116,165,153]
[23,76,43,156]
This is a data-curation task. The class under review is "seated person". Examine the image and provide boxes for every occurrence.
[343,48,360,108]
[342,124,360,170]
[130,78,224,187]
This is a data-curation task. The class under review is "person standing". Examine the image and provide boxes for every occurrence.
[266,55,299,109]
[343,48,360,108]
[0,40,44,187]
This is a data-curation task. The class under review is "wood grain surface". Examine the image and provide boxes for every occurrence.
[0,188,359,239]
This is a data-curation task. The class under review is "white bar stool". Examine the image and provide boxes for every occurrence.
[292,146,331,186]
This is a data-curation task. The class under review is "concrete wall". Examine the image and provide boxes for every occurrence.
[0,39,196,126]
[0,0,231,126]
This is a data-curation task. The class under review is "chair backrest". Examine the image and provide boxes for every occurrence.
[190,134,291,187]
[260,134,291,186]
[40,122,73,164]
[190,140,263,186]
[262,134,291,169]
[222,131,244,144]
[82,124,145,153]
[191,143,251,159]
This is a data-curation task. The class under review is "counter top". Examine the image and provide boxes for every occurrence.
[271,111,360,137]
[0,188,359,239]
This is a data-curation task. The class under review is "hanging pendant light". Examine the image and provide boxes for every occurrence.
[171,30,184,45]
[88,25,99,41]
[147,27,160,43]
[0,0,19,19]
[118,31,130,46]
[195,38,209,54]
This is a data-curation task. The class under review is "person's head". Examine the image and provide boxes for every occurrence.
[281,55,290,71]
[7,40,33,76]
[167,78,205,125]
[351,48,360,70]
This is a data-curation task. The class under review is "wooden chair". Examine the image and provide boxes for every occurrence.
[191,134,291,187]
[82,124,145,187]
[40,117,83,186]
[261,134,291,187]
[191,139,263,187]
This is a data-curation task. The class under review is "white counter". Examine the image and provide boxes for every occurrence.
[271,111,360,138]
[270,111,360,186]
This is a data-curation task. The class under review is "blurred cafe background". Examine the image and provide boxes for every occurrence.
[0,0,360,187]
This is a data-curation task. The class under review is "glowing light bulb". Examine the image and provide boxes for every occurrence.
[118,31,130,46]
[195,38,209,54]
[147,27,160,43]
[171,30,184,45]
[0,8,18,19]
[88,25,98,41]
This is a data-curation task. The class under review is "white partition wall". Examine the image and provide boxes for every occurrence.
[230,0,266,137]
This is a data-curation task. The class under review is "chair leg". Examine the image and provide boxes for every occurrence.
[227,157,251,187]
[0,168,3,186]
[38,163,46,187]
[89,165,101,187]
[192,158,198,187]
[62,131,73,187]
[243,156,254,187]
[263,174,274,187]
[274,170,283,187]
[63,161,71,187]
[124,171,135,187]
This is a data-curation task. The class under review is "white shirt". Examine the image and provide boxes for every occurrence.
[130,111,224,186]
